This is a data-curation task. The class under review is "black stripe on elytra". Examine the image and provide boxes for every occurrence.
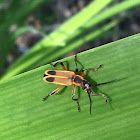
[74,76,82,83]
[43,74,48,77]
[48,70,56,75]
[46,77,55,82]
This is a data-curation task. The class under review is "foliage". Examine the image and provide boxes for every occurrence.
[0,1,140,139]
[0,33,140,139]
[1,0,140,79]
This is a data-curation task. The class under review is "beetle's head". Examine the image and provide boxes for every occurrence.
[82,80,93,115]
[82,80,91,93]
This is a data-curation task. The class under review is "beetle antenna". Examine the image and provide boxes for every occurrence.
[88,92,92,115]
[94,78,124,86]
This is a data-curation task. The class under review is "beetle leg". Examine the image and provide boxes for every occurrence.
[81,64,102,77]
[74,54,78,74]
[90,93,108,103]
[72,85,80,111]
[43,85,63,101]
[50,61,66,70]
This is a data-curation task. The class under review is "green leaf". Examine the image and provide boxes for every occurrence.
[0,33,140,139]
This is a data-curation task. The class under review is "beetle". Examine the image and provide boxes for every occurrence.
[43,54,108,114]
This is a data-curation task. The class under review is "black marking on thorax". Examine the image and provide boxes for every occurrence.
[74,76,82,83]
[48,70,56,75]
[46,77,55,82]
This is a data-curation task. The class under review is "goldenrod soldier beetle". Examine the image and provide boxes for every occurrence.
[43,54,108,114]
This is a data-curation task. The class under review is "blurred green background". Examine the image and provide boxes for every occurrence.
[0,0,140,79]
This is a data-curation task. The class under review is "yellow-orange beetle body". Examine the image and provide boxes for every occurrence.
[43,55,108,114]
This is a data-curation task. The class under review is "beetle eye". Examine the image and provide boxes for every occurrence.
[82,80,91,90]
[85,84,89,89]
